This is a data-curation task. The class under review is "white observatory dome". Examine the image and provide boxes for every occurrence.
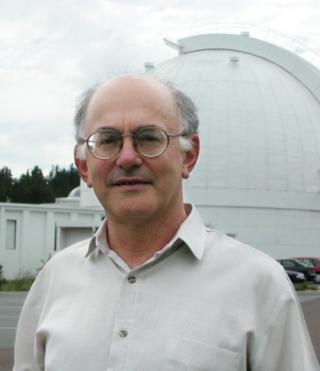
[149,33,320,213]
[80,32,320,257]
[146,33,320,257]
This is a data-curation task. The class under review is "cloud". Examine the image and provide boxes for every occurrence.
[1,0,319,177]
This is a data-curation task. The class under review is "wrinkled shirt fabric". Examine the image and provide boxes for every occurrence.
[13,206,320,371]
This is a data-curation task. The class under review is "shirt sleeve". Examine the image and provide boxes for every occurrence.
[13,269,47,371]
[252,284,320,371]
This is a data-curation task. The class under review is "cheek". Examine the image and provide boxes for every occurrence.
[157,155,184,184]
[88,160,113,185]
[167,148,185,172]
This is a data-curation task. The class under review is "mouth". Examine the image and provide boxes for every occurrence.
[112,177,152,187]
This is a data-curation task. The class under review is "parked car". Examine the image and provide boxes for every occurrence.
[294,257,320,273]
[285,270,306,283]
[277,259,317,282]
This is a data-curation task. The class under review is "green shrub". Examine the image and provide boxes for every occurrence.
[294,282,308,291]
[0,264,5,289]
[0,273,34,291]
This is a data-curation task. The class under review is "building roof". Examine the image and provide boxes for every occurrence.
[149,33,320,210]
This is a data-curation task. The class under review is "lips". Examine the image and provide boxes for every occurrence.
[112,177,152,187]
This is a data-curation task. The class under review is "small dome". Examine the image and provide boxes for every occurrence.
[68,186,80,198]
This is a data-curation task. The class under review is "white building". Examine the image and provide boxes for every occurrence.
[1,30,320,279]
[0,188,104,279]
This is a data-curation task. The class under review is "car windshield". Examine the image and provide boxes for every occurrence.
[279,259,310,269]
[292,260,310,268]
[296,257,320,267]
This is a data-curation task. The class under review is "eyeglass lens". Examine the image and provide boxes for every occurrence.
[87,127,168,159]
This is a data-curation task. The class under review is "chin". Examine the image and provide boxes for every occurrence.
[108,199,159,222]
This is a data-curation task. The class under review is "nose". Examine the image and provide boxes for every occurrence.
[115,136,143,169]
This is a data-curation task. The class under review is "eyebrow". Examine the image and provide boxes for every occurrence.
[92,124,162,134]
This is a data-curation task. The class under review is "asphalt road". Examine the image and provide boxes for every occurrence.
[0,292,319,371]
[0,293,27,371]
[0,293,27,348]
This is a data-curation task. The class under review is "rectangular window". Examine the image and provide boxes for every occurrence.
[54,225,57,251]
[6,219,17,250]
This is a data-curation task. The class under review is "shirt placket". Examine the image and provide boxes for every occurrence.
[107,270,139,371]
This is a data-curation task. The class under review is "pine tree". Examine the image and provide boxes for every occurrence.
[0,167,13,202]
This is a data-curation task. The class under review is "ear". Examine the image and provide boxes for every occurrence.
[181,134,200,179]
[74,146,93,187]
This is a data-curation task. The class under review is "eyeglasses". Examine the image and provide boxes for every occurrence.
[79,126,187,160]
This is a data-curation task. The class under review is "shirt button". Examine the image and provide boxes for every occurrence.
[128,276,136,283]
[119,329,128,338]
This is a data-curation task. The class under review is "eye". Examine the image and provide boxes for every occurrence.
[97,131,120,145]
[136,128,163,143]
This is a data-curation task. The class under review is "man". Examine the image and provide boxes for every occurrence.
[14,75,319,370]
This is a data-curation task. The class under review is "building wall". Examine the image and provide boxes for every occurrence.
[197,205,320,258]
[0,203,104,279]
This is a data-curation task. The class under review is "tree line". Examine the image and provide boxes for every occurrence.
[0,165,80,204]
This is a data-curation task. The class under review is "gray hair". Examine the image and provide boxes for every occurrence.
[162,79,199,135]
[74,84,100,144]
[74,76,199,158]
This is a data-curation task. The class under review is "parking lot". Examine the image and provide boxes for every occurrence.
[1,291,319,370]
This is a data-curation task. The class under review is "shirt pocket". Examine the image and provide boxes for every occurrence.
[164,334,241,371]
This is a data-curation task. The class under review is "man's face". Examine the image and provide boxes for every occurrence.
[76,76,199,224]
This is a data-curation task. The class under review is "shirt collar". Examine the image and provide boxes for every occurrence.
[85,204,207,260]
[85,218,109,258]
[173,205,207,260]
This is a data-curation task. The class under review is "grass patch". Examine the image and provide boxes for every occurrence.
[294,282,308,291]
[0,276,35,291]
[294,282,319,291]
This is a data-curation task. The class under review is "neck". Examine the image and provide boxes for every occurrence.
[106,205,188,268]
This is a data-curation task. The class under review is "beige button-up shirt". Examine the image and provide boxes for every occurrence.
[14,206,319,371]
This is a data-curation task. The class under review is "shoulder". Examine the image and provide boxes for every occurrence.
[202,230,300,327]
[49,238,92,263]
[16,238,93,326]
[204,229,292,292]
[35,238,92,282]
[24,238,92,302]
[204,228,277,265]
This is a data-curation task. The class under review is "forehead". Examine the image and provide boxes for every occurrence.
[85,76,179,133]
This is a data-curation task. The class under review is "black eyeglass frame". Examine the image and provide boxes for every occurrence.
[78,126,189,160]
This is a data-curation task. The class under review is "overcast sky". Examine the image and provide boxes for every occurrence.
[1,0,320,177]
